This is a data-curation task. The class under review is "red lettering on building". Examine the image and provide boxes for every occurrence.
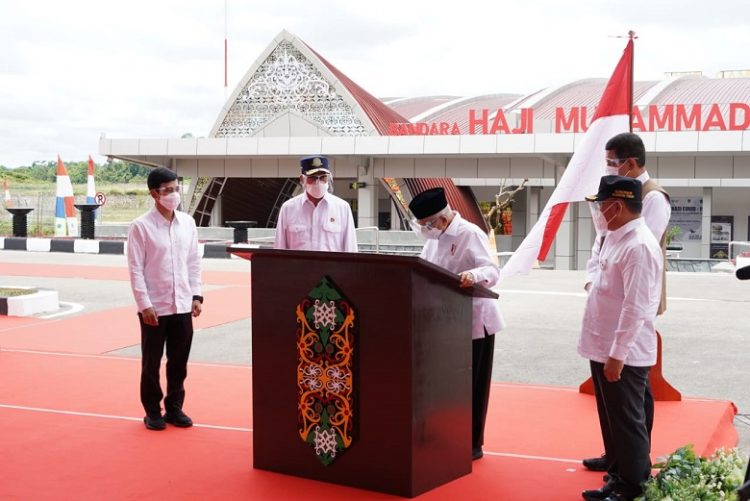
[676,104,701,131]
[556,107,581,133]
[729,103,750,130]
[702,104,728,131]
[648,104,674,130]
[632,106,646,132]
[512,108,533,133]
[489,110,510,134]
[387,103,750,135]
[469,109,488,134]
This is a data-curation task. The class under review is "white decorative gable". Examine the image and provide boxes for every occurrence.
[214,39,367,138]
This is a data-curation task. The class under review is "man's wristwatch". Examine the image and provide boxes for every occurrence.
[192,295,204,304]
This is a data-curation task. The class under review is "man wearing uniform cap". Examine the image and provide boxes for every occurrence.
[408,187,505,461]
[579,176,663,501]
[582,132,671,474]
[274,156,357,252]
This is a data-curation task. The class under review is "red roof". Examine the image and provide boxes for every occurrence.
[306,44,408,136]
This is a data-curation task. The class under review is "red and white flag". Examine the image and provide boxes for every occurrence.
[499,39,633,281]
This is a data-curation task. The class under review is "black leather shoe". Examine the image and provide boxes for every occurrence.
[582,454,609,471]
[582,481,614,500]
[144,414,166,430]
[601,493,629,501]
[472,447,483,460]
[164,409,193,428]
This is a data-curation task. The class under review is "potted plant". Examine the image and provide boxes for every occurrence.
[665,225,683,251]
[638,444,746,500]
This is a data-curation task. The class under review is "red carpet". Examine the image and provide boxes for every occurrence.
[0,286,250,353]
[0,350,737,500]
[0,261,738,499]
[0,262,250,286]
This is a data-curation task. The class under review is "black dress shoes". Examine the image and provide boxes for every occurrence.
[164,409,193,428]
[144,414,166,431]
[582,453,609,471]
[471,447,483,460]
[581,481,614,500]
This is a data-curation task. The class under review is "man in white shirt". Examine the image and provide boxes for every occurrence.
[127,167,203,431]
[408,187,505,461]
[274,156,357,252]
[580,176,663,501]
[583,132,671,474]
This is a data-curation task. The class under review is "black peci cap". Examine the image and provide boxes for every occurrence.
[409,187,448,219]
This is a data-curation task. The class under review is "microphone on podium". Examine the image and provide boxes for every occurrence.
[737,265,750,281]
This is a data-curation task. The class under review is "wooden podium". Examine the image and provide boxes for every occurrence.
[230,248,498,498]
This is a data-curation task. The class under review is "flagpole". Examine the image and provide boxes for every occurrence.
[628,30,635,132]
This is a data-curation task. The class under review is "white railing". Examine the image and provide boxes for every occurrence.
[355,226,380,253]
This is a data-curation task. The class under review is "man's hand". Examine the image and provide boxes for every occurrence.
[604,357,624,382]
[142,307,159,326]
[192,300,203,317]
[458,271,475,288]
[584,282,592,293]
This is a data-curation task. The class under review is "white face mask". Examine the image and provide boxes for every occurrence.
[160,192,181,211]
[418,226,443,240]
[590,202,608,235]
[605,166,620,176]
[306,181,328,199]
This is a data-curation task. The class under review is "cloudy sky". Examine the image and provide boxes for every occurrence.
[0,0,747,167]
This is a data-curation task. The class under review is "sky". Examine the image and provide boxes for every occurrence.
[0,0,748,168]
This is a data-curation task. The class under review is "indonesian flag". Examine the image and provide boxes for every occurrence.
[86,155,98,219]
[499,39,633,281]
[54,155,78,237]
[3,178,11,208]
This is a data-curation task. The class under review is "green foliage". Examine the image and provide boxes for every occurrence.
[0,287,37,297]
[666,225,682,246]
[0,160,151,185]
[638,445,746,500]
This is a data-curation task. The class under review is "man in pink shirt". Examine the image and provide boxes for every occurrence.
[127,167,203,431]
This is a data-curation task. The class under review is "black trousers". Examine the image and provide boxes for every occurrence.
[472,334,495,449]
[139,312,194,416]
[590,360,651,498]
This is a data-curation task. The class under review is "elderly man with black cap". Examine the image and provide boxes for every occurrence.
[274,156,357,252]
[408,187,505,461]
[579,176,663,501]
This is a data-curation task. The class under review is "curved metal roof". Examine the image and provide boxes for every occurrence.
[381,76,750,123]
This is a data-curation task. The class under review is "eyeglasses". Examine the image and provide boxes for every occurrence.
[412,216,441,230]
[304,175,329,184]
[606,157,632,168]
[155,186,179,194]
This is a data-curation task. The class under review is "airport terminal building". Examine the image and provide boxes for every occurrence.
[100,30,750,269]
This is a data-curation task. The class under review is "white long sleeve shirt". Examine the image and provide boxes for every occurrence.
[586,171,671,282]
[274,192,357,252]
[420,212,506,339]
[127,207,202,316]
[578,217,663,366]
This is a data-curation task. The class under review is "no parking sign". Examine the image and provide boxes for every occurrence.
[95,192,107,206]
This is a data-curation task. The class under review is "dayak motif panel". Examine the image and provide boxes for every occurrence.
[296,276,356,466]
[217,41,367,137]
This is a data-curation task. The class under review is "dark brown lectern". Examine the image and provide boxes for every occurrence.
[230,248,499,498]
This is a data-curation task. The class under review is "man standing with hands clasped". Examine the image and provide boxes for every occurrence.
[274,156,357,252]
[579,176,663,501]
[408,187,505,461]
[128,167,203,431]
[582,132,671,474]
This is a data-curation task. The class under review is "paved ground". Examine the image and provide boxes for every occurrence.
[2,249,748,458]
